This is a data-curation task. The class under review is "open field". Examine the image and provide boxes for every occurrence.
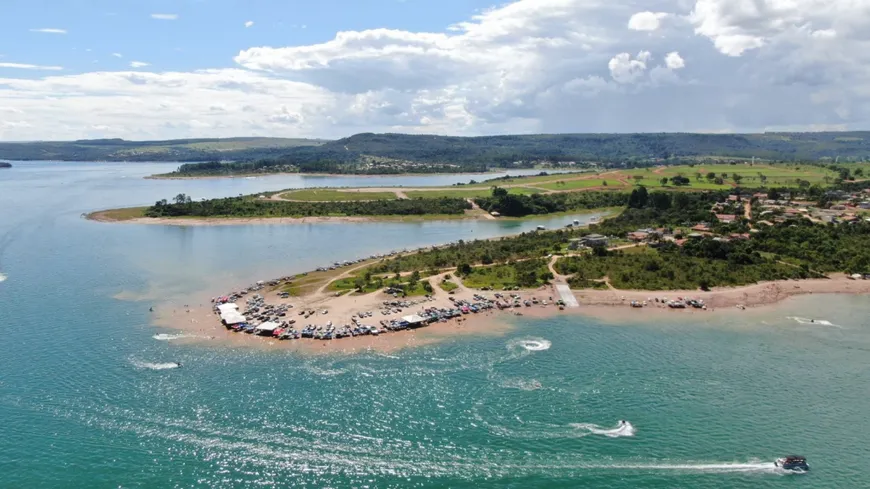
[537,178,629,191]
[404,187,541,199]
[277,189,401,201]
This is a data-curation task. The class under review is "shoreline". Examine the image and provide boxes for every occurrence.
[150,270,870,354]
[86,207,614,226]
[144,168,570,181]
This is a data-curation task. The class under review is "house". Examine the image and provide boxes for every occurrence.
[571,234,608,249]
[859,202,870,210]
[728,195,739,202]
[688,233,704,239]
[729,233,751,240]
[691,223,711,232]
[627,231,650,242]
[715,214,737,224]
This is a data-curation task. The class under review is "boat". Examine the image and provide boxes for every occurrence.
[775,456,809,471]
[536,225,546,231]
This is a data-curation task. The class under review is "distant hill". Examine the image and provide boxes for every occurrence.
[4,132,870,170]
[0,137,327,162]
[310,132,870,164]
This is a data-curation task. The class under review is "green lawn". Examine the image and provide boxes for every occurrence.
[278,189,400,201]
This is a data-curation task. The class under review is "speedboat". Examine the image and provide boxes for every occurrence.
[775,456,809,471]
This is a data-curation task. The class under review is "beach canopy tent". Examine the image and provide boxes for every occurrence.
[402,314,427,325]
[221,311,247,325]
[217,303,239,314]
[254,321,280,333]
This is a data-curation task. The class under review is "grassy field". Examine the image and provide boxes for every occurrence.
[439,280,459,292]
[537,178,629,191]
[88,207,148,221]
[461,262,551,289]
[404,187,541,199]
[277,189,400,201]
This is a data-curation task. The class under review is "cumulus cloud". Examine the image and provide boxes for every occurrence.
[608,51,651,84]
[1,0,870,140]
[245,21,254,28]
[628,12,668,31]
[29,28,67,34]
[130,61,150,68]
[151,14,178,20]
[664,51,685,70]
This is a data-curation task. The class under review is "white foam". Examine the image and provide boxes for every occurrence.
[509,338,552,352]
[570,421,636,438]
[0,272,6,283]
[131,359,180,370]
[153,333,196,341]
[499,378,543,391]
[608,461,785,474]
[787,316,841,328]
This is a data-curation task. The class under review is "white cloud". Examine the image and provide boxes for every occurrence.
[151,14,178,20]
[608,51,651,84]
[664,51,685,70]
[628,12,668,31]
[245,21,255,28]
[0,62,63,71]
[112,53,123,58]
[30,28,67,34]
[130,61,150,68]
[1,0,870,140]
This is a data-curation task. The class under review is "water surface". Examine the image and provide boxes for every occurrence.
[1,162,868,488]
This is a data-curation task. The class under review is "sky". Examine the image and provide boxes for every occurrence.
[0,0,867,141]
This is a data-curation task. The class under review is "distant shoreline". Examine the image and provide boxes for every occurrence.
[145,168,568,180]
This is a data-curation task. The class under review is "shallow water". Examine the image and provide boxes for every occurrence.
[1,162,869,487]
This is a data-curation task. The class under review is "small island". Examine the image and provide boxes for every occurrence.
[0,161,12,168]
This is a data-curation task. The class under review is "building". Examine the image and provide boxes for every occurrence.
[570,234,609,249]
[715,214,737,224]
[627,231,650,242]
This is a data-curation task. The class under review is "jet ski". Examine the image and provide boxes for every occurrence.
[775,456,809,471]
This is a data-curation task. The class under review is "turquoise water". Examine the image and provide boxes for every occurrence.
[2,163,869,487]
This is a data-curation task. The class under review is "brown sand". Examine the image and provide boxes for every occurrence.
[149,272,870,354]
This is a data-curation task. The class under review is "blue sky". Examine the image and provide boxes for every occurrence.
[0,0,866,140]
[1,0,490,75]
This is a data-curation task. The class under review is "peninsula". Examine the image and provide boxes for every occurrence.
[158,177,870,348]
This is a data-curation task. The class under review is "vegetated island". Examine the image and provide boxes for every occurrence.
[150,131,870,178]
[0,161,11,168]
[160,181,870,350]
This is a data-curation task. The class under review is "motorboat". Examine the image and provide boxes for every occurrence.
[775,456,809,471]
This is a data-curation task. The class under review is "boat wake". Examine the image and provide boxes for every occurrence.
[788,316,842,328]
[508,338,552,352]
[153,333,197,341]
[130,359,181,370]
[607,460,787,474]
[570,420,636,438]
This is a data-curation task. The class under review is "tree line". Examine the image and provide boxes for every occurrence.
[144,195,472,218]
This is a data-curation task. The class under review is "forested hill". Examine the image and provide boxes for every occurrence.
[0,137,327,162]
[4,132,870,167]
[323,132,870,164]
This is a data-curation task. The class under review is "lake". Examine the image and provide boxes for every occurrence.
[1,161,868,488]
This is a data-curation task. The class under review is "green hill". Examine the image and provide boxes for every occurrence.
[0,137,327,162]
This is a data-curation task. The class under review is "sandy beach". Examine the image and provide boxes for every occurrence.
[150,268,870,354]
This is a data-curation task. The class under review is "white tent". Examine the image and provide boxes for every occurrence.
[402,314,426,325]
[254,321,280,333]
[217,303,239,314]
[221,312,247,325]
